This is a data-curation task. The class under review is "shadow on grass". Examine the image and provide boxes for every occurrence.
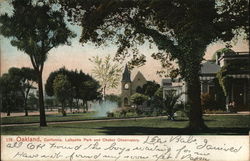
[95,126,249,135]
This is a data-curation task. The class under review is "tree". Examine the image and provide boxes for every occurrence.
[130,93,149,115]
[89,55,122,100]
[45,68,101,111]
[0,74,16,116]
[152,87,164,115]
[45,67,76,111]
[0,0,75,126]
[19,67,37,116]
[141,81,160,98]
[0,68,25,116]
[211,47,235,61]
[106,94,122,107]
[27,93,39,110]
[53,74,72,116]
[130,93,149,107]
[79,80,101,112]
[53,0,249,129]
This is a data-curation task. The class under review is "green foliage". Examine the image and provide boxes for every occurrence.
[150,87,164,115]
[212,48,236,60]
[115,106,135,118]
[89,55,122,99]
[201,80,226,111]
[53,74,72,103]
[0,0,75,125]
[0,72,23,114]
[163,90,181,120]
[0,0,76,62]
[213,78,226,110]
[106,111,115,118]
[154,87,163,99]
[0,67,37,115]
[53,74,72,116]
[46,67,101,105]
[105,94,122,107]
[45,98,54,108]
[27,93,39,110]
[201,93,216,111]
[140,81,160,98]
[51,0,249,129]
[130,93,149,106]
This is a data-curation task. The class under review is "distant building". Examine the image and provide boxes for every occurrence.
[216,51,250,111]
[199,61,221,95]
[162,50,250,111]
[121,65,147,107]
[162,78,187,104]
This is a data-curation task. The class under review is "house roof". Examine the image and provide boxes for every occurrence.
[121,64,131,82]
[132,71,147,82]
[200,61,221,75]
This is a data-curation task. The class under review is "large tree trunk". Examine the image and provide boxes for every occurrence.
[186,68,207,130]
[7,105,10,116]
[37,72,47,126]
[24,100,28,116]
[24,89,29,116]
[76,99,79,110]
[62,102,66,116]
[102,85,106,101]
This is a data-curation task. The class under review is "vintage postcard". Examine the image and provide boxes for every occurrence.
[0,0,249,160]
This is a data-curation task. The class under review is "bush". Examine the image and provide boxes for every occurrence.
[115,107,134,117]
[164,91,181,120]
[106,111,115,117]
[130,93,149,107]
[174,102,185,111]
[135,107,143,116]
[203,109,227,114]
[201,93,217,111]
[143,111,152,116]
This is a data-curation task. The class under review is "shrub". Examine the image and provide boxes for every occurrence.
[164,91,181,120]
[201,93,217,111]
[106,111,114,117]
[135,107,143,116]
[115,107,134,117]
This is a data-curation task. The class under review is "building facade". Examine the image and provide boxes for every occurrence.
[216,51,250,111]
[162,50,250,111]
[121,65,147,107]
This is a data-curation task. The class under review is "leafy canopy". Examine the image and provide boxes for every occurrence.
[130,93,149,106]
[53,0,248,77]
[0,0,76,71]
[89,55,122,96]
[45,67,101,101]
[53,74,72,104]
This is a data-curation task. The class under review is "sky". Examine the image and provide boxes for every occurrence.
[0,0,249,94]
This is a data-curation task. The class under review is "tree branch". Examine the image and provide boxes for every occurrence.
[29,56,38,71]
[130,18,181,59]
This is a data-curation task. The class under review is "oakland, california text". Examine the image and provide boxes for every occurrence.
[11,136,140,143]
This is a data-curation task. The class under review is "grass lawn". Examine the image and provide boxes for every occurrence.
[1,115,249,135]
[0,112,106,125]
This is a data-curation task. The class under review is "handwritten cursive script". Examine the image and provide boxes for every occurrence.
[2,136,248,161]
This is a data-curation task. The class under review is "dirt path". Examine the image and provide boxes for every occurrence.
[0,116,165,127]
[1,111,58,117]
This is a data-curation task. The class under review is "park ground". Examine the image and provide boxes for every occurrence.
[1,111,249,135]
